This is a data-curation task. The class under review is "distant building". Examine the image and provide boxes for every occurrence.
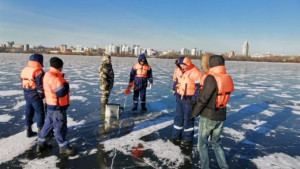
[134,46,141,56]
[191,48,197,56]
[121,45,130,53]
[60,44,67,53]
[242,41,249,57]
[24,44,29,51]
[229,51,235,58]
[180,48,191,55]
[12,44,23,49]
[7,41,14,48]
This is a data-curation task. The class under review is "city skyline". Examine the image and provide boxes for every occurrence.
[0,0,300,55]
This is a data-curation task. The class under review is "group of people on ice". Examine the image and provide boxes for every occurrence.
[21,52,234,168]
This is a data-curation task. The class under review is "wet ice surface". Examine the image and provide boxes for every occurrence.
[0,53,300,169]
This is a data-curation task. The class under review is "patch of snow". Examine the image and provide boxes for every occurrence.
[0,90,23,96]
[252,153,300,169]
[273,94,293,98]
[21,156,59,169]
[261,110,275,116]
[88,148,97,155]
[0,131,36,164]
[223,127,256,145]
[0,114,14,122]
[67,116,86,127]
[70,84,80,90]
[70,96,87,102]
[102,117,186,168]
[12,101,26,110]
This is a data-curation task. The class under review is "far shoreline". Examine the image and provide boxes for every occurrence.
[0,52,299,63]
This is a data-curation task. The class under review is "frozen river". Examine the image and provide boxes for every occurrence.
[0,53,299,169]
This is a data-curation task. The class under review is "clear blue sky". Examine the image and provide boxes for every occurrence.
[0,0,299,55]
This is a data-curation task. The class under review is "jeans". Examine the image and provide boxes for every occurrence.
[198,117,228,169]
[25,99,45,128]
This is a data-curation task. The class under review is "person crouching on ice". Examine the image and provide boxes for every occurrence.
[20,54,45,137]
[169,56,202,147]
[191,55,234,169]
[37,57,75,156]
[129,54,153,111]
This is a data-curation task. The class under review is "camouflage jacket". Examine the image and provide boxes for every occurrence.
[99,63,114,91]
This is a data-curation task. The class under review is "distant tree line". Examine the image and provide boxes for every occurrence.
[1,48,299,63]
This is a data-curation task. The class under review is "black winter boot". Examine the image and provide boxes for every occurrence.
[36,143,53,153]
[26,126,37,137]
[141,103,147,111]
[60,146,75,156]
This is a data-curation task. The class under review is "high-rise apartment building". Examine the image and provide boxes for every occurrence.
[243,41,249,57]
[60,44,67,52]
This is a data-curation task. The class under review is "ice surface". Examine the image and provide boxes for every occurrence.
[0,53,299,169]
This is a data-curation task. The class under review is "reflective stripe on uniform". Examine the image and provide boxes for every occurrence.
[184,127,194,132]
[59,141,69,148]
[54,85,64,92]
[38,137,46,142]
[174,125,183,130]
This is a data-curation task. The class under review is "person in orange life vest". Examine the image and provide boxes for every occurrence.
[191,55,234,169]
[169,56,202,147]
[129,54,153,111]
[37,57,75,155]
[20,54,45,137]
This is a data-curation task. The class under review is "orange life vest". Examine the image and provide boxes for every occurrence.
[20,61,43,89]
[173,65,202,98]
[208,65,234,108]
[43,67,70,107]
[133,63,151,78]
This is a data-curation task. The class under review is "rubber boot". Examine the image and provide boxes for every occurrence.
[38,128,42,134]
[141,103,147,111]
[36,143,53,153]
[101,102,106,115]
[26,126,37,137]
[60,146,76,156]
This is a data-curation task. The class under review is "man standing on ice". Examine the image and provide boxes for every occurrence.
[20,54,45,137]
[169,56,202,147]
[191,55,234,169]
[37,57,75,155]
[128,54,153,111]
[99,54,114,114]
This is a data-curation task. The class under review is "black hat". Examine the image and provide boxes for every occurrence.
[50,57,63,69]
[209,55,225,68]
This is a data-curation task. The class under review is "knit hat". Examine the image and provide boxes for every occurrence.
[50,57,63,69]
[29,54,43,67]
[209,55,225,68]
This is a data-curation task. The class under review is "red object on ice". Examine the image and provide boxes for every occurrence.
[125,85,131,95]
[125,82,135,95]
[132,143,146,158]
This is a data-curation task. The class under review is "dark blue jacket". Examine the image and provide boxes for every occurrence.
[129,54,153,89]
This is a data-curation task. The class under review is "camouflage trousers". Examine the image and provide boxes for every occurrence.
[101,90,111,104]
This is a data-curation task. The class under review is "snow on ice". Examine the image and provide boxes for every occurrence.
[0,54,299,168]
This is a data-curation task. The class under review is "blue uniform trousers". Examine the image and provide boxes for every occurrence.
[172,94,195,142]
[25,99,45,128]
[37,109,69,149]
[133,86,147,107]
